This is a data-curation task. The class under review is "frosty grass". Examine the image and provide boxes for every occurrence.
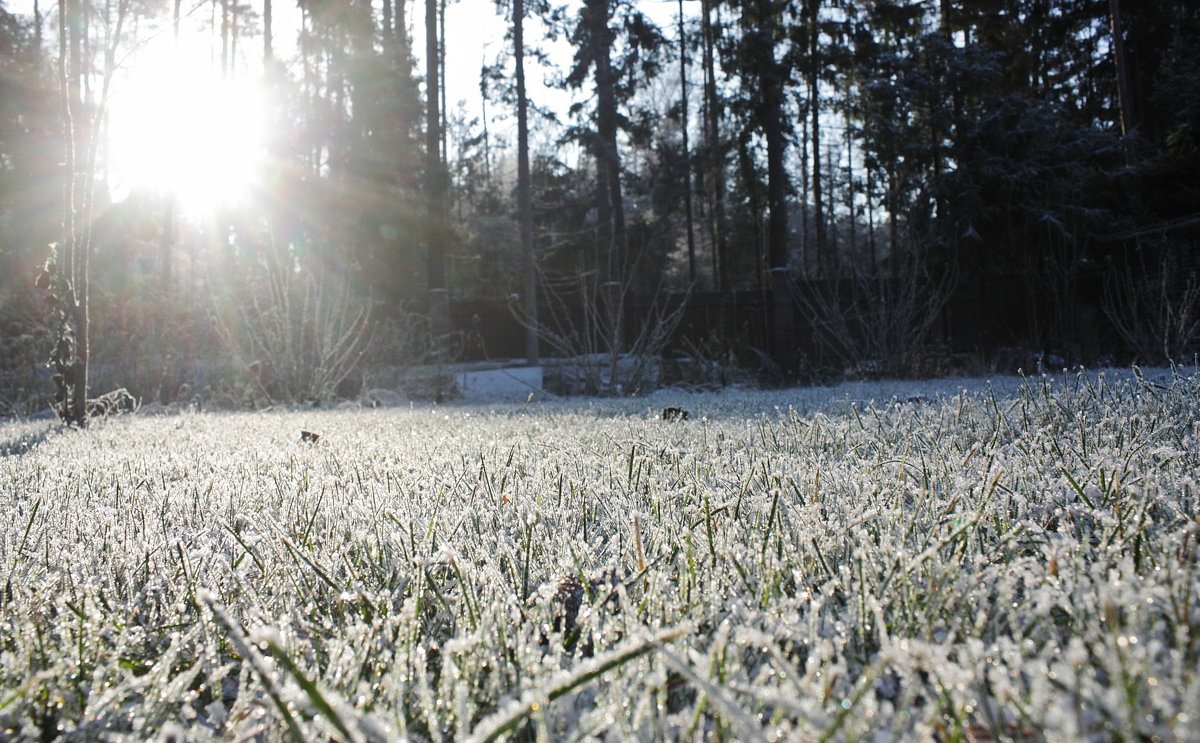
[0,367,1196,741]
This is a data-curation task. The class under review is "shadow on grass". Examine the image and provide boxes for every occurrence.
[0,424,55,458]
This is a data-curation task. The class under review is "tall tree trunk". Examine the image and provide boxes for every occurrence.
[162,0,180,297]
[53,0,130,425]
[78,0,128,420]
[438,0,447,165]
[209,0,216,65]
[1109,0,1136,166]
[759,3,788,273]
[231,1,239,75]
[701,0,726,291]
[65,0,91,424]
[736,137,765,295]
[757,0,793,374]
[514,0,538,363]
[591,5,625,282]
[844,114,855,262]
[58,0,82,424]
[425,0,447,336]
[827,144,837,268]
[479,61,492,180]
[159,196,174,296]
[220,0,229,79]
[797,91,809,274]
[263,0,272,62]
[807,0,825,275]
[34,0,42,59]
[867,166,876,268]
[425,0,445,288]
[888,164,898,272]
[581,0,626,357]
[81,0,91,103]
[394,0,419,188]
[678,0,696,286]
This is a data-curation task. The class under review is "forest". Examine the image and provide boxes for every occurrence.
[0,6,1198,735]
[0,0,1197,420]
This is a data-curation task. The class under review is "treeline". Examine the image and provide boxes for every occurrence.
[0,0,1198,411]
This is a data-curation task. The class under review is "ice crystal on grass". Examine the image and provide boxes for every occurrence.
[0,368,1197,740]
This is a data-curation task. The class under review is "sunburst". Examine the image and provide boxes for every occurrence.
[106,32,266,213]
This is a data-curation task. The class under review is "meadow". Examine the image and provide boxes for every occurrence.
[0,368,1196,742]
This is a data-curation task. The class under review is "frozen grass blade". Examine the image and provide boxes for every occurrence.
[1061,468,1095,509]
[199,590,308,743]
[258,636,390,743]
[0,368,1196,741]
[659,646,769,743]
[465,624,692,743]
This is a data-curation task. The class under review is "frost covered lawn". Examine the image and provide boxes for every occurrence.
[0,369,1197,741]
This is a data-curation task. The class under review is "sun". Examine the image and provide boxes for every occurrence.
[107,36,267,213]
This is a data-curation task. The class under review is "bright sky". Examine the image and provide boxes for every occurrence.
[4,0,686,119]
[4,0,689,207]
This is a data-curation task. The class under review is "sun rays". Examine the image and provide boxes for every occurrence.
[106,31,267,214]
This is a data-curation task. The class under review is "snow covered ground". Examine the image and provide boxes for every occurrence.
[0,367,1196,740]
